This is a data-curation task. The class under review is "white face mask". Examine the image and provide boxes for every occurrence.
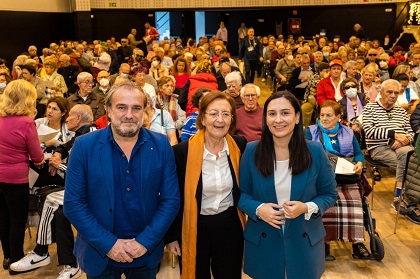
[0,82,6,90]
[379,61,388,68]
[152,61,159,68]
[99,78,109,87]
[323,52,329,57]
[287,55,294,61]
[120,73,129,78]
[345,87,358,98]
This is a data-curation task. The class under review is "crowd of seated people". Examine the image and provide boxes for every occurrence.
[2,24,420,279]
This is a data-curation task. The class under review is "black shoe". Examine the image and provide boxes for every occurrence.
[352,243,370,259]
[3,258,10,270]
[406,206,420,224]
[373,168,381,181]
[325,243,336,261]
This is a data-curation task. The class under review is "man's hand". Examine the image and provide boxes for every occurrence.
[395,133,410,146]
[166,240,181,256]
[283,201,308,219]
[122,239,148,259]
[257,203,285,229]
[107,239,134,263]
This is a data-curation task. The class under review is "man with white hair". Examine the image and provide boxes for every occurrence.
[224,71,244,108]
[155,47,173,67]
[363,79,414,215]
[68,72,105,121]
[92,45,111,72]
[28,45,37,57]
[234,83,263,141]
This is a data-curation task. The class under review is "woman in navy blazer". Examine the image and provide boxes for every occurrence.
[238,91,337,279]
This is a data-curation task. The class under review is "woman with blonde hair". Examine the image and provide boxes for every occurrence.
[360,65,380,102]
[0,80,44,270]
[40,55,68,98]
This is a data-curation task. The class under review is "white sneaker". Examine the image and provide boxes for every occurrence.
[9,251,50,273]
[56,265,82,279]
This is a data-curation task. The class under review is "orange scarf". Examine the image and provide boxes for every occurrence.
[181,129,246,279]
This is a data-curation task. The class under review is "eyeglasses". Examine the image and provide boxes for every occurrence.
[227,84,238,89]
[344,85,357,90]
[243,94,257,99]
[205,110,232,119]
[80,80,94,85]
[98,76,109,79]
[380,59,388,62]
[368,54,377,56]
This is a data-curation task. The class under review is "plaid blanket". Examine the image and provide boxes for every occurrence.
[323,183,365,242]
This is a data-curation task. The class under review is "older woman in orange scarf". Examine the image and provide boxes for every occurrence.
[165,91,246,279]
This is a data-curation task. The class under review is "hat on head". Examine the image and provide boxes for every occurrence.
[219,56,230,64]
[393,45,404,53]
[329,59,343,68]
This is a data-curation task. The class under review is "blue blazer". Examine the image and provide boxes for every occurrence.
[238,140,337,279]
[64,127,180,276]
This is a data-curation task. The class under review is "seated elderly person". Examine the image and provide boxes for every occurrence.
[305,100,368,260]
[289,54,315,101]
[394,73,419,115]
[67,72,105,121]
[233,84,263,142]
[362,79,414,212]
[338,77,366,142]
[10,104,95,278]
[57,54,79,95]
[215,59,244,91]
[223,71,244,109]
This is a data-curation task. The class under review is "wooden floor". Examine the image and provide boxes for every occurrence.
[1,78,420,278]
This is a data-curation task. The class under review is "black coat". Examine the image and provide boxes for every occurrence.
[165,135,247,244]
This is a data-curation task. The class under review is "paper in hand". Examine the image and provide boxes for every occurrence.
[37,124,59,143]
[335,157,356,175]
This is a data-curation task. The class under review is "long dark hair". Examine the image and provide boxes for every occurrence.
[254,91,312,177]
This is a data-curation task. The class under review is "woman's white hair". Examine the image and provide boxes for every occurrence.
[224,71,241,84]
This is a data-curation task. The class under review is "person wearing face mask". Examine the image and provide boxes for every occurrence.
[378,53,390,82]
[92,70,111,96]
[0,69,11,94]
[274,50,297,91]
[149,56,169,81]
[322,46,331,63]
[338,78,366,140]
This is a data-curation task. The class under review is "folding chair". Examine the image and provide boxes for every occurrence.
[363,153,391,209]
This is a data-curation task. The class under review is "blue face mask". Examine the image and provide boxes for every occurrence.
[0,82,6,90]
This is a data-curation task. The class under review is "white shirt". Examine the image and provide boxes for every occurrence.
[331,77,343,102]
[201,138,234,215]
[296,67,313,89]
[272,160,318,224]
[94,52,111,71]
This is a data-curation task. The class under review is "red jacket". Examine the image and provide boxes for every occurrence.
[186,73,218,115]
[316,76,343,106]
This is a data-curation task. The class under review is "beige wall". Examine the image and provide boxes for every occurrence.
[0,0,408,12]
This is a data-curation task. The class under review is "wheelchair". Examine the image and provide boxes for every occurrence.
[325,173,385,261]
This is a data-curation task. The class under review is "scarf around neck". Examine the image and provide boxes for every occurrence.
[181,129,245,279]
[317,120,340,155]
[346,95,364,121]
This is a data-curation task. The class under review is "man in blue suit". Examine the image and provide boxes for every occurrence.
[64,81,180,278]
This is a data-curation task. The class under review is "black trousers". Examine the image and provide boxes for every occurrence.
[244,59,259,83]
[34,206,77,266]
[196,206,243,279]
[0,182,29,262]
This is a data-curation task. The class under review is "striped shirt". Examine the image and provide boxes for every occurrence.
[362,101,414,150]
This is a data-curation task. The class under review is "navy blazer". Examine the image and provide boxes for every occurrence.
[64,127,180,276]
[238,140,337,279]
